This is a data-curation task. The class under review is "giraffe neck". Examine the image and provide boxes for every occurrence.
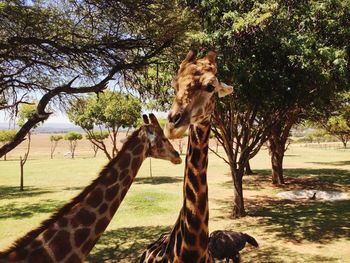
[170,123,211,262]
[0,130,148,263]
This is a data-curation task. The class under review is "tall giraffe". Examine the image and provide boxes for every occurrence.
[0,114,181,263]
[140,50,233,263]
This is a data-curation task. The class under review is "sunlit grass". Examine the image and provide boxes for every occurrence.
[0,141,349,262]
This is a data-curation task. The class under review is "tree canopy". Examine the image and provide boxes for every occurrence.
[67,91,142,159]
[184,0,350,217]
[0,0,191,157]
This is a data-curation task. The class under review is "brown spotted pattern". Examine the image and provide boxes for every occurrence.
[140,125,212,263]
[0,117,181,263]
[140,51,231,263]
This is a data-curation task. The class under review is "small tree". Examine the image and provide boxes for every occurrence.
[68,91,142,160]
[326,116,350,148]
[0,130,17,160]
[85,132,109,157]
[17,104,39,191]
[64,132,83,159]
[309,129,328,144]
[50,135,63,159]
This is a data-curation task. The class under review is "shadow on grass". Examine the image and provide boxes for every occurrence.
[213,195,350,244]
[309,160,350,166]
[242,243,338,263]
[0,199,64,220]
[247,197,350,243]
[215,167,350,244]
[63,186,84,191]
[0,186,55,200]
[88,225,171,263]
[134,176,182,185]
[221,168,350,191]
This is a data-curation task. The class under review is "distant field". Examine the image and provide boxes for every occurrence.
[0,135,349,262]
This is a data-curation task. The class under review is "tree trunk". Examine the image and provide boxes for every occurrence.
[4,154,6,161]
[93,148,98,157]
[341,139,347,149]
[149,158,153,179]
[20,156,24,191]
[271,146,285,184]
[245,160,255,175]
[231,168,246,218]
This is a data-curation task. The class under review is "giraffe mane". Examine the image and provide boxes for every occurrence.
[0,127,143,256]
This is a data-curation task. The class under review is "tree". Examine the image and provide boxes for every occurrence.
[50,135,63,159]
[67,91,142,160]
[326,116,350,148]
[309,92,350,148]
[186,0,350,216]
[0,130,16,160]
[17,104,39,191]
[85,132,109,157]
[0,0,191,157]
[64,132,82,159]
[268,109,301,184]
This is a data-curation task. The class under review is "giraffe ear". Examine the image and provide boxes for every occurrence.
[149,113,162,130]
[217,83,234,98]
[206,51,217,64]
[180,50,196,68]
[143,114,150,124]
[184,50,196,62]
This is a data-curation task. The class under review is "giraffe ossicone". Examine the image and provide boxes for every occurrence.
[0,114,181,263]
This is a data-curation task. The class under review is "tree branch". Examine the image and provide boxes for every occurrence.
[0,76,108,158]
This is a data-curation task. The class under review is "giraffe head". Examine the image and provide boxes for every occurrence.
[142,113,182,164]
[164,50,233,139]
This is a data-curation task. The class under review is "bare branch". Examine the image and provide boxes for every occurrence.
[208,146,230,165]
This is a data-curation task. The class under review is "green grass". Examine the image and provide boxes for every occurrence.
[0,144,350,262]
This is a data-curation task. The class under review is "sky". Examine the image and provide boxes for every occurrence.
[0,109,167,125]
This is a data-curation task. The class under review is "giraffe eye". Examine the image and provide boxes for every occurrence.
[206,84,215,92]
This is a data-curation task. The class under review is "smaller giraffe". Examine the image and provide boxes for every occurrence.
[0,114,181,263]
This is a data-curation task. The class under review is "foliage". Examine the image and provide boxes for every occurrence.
[185,0,350,216]
[67,91,142,159]
[17,104,37,128]
[310,92,350,148]
[85,132,109,141]
[0,130,17,144]
[64,132,83,142]
[50,135,63,142]
[0,0,191,157]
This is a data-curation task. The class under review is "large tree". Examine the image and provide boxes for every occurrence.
[0,0,191,157]
[186,0,350,217]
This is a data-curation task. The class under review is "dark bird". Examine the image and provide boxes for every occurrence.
[309,192,317,200]
[208,230,259,263]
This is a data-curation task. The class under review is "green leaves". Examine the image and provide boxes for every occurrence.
[0,130,17,143]
[50,135,63,142]
[68,91,142,131]
[17,104,37,128]
[64,132,82,141]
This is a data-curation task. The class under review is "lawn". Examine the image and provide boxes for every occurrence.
[0,138,349,263]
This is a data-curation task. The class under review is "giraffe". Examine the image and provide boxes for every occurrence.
[0,114,182,263]
[140,50,233,263]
